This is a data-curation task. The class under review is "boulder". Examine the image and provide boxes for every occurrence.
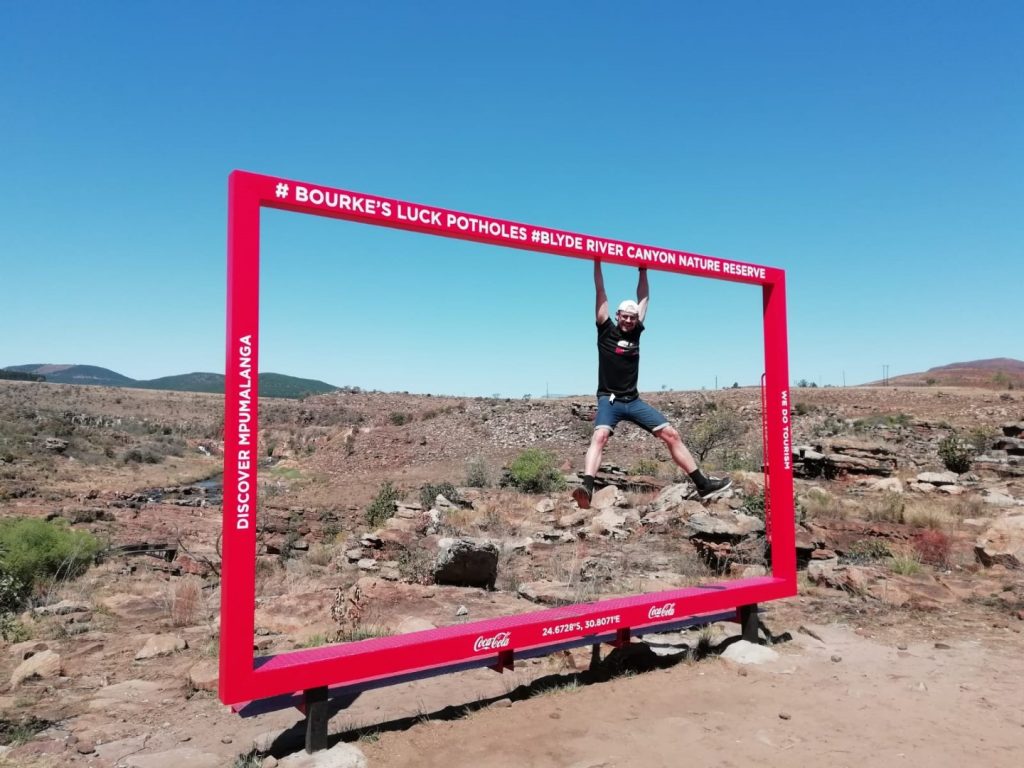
[10,649,61,687]
[721,640,779,665]
[517,580,578,606]
[645,484,694,518]
[432,537,498,589]
[975,513,1024,569]
[187,660,218,692]
[31,600,90,617]
[135,634,187,660]
[863,478,904,493]
[642,499,705,527]
[276,741,367,767]
[557,510,589,528]
[685,511,764,538]
[591,485,625,510]
[590,509,629,538]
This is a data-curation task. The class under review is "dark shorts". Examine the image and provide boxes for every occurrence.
[594,396,670,434]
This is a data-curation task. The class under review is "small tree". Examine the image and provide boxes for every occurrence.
[687,406,746,463]
[937,432,974,474]
[419,481,460,509]
[365,481,401,528]
[502,449,565,493]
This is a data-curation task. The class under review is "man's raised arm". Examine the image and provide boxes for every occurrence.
[595,260,609,324]
[636,267,649,323]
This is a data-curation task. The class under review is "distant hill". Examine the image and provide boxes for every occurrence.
[0,369,45,382]
[5,363,136,387]
[864,358,1024,390]
[2,364,339,399]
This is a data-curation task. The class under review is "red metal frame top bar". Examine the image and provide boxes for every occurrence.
[232,170,782,285]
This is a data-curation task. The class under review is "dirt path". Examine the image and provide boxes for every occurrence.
[362,609,1024,767]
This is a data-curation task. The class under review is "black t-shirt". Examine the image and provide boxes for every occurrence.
[596,317,644,399]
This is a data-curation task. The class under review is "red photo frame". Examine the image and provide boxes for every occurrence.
[220,170,796,709]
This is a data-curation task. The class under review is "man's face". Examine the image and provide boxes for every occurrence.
[616,310,639,331]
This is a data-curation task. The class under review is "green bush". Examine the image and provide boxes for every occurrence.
[0,571,28,641]
[419,482,460,509]
[743,490,766,520]
[632,458,660,477]
[365,481,400,528]
[845,539,891,563]
[0,518,102,600]
[938,432,974,473]
[502,449,565,494]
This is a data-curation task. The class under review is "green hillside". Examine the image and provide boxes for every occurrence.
[3,365,338,399]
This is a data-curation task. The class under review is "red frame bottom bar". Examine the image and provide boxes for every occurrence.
[225,576,792,706]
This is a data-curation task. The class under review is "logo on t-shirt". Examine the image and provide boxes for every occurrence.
[615,340,638,356]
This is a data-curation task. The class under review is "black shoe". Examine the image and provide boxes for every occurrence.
[572,486,592,510]
[698,475,733,500]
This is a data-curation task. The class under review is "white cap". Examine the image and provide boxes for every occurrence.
[617,300,640,316]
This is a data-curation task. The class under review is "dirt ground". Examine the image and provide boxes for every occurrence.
[1,379,1022,767]
[360,598,1024,768]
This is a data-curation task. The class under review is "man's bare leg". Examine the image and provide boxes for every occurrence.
[574,428,611,509]
[655,425,732,499]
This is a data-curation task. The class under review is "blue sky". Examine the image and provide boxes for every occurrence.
[2,2,1021,397]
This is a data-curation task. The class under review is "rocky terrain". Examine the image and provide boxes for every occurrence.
[0,379,1022,767]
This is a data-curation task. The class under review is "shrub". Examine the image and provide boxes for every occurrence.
[365,481,400,528]
[687,406,745,463]
[388,412,410,426]
[865,492,905,524]
[307,543,335,567]
[845,539,891,563]
[169,578,204,627]
[743,490,766,520]
[419,482,460,510]
[465,457,490,488]
[853,413,911,432]
[889,552,923,576]
[0,571,28,641]
[966,427,994,455]
[913,529,952,567]
[938,432,974,473]
[632,458,660,477]
[0,517,102,598]
[502,449,565,494]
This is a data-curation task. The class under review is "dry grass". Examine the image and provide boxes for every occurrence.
[307,542,336,567]
[904,503,954,531]
[798,488,845,520]
[169,577,204,627]
[865,492,906,524]
[952,496,991,520]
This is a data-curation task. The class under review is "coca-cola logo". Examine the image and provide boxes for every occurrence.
[647,602,676,620]
[473,631,511,652]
